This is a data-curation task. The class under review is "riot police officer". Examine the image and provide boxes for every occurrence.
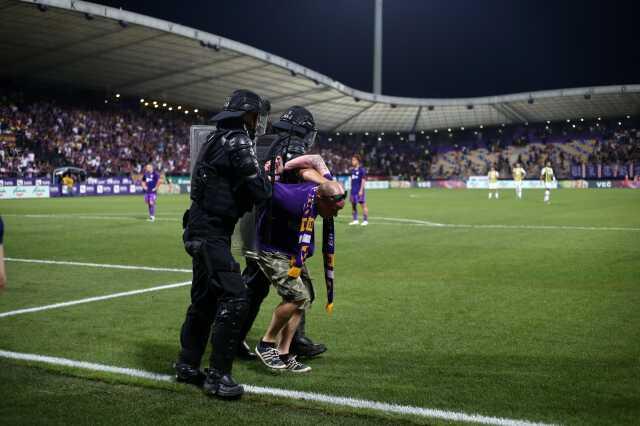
[175,89,271,399]
[238,105,327,359]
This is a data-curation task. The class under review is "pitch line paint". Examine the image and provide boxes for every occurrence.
[3,213,180,222]
[370,217,640,232]
[0,281,191,318]
[0,349,556,426]
[7,212,639,231]
[5,258,191,273]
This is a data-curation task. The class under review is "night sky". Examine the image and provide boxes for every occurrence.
[99,0,640,98]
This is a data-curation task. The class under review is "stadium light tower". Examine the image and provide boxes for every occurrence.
[373,0,383,94]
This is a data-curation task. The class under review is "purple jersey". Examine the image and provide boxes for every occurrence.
[142,171,160,194]
[350,166,366,193]
[257,182,318,257]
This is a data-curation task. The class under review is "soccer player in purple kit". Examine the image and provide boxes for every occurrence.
[348,154,369,226]
[0,215,6,289]
[141,164,161,222]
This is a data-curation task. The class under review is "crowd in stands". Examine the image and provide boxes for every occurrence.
[315,118,640,180]
[0,89,200,178]
[1,88,638,180]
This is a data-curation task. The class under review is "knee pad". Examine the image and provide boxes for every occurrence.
[217,297,250,327]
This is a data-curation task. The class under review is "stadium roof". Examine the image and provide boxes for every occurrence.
[2,0,640,132]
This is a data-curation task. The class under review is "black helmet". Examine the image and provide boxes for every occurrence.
[272,106,316,135]
[211,89,270,135]
[272,106,318,148]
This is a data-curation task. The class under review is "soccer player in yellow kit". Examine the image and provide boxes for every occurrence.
[540,161,555,204]
[488,166,499,199]
[512,163,526,199]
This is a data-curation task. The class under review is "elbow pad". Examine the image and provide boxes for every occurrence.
[224,133,260,178]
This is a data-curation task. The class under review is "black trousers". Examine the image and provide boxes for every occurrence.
[178,237,249,373]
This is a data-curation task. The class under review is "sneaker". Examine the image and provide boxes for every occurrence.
[361,220,368,226]
[255,342,286,369]
[283,355,311,373]
[203,368,244,399]
[174,362,206,387]
[348,220,359,226]
[148,216,155,222]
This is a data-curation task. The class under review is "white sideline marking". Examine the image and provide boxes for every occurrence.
[0,281,191,318]
[5,258,191,273]
[0,349,556,426]
[371,217,640,232]
[8,212,638,232]
[3,213,180,222]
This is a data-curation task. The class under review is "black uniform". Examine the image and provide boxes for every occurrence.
[176,89,270,398]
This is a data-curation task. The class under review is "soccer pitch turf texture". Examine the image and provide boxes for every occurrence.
[1,188,639,425]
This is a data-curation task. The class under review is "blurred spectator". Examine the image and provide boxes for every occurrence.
[1,88,638,180]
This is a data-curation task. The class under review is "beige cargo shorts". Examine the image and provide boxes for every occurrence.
[256,250,315,310]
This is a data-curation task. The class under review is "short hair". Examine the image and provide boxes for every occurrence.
[352,154,361,162]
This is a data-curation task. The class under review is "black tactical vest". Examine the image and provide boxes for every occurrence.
[190,130,253,221]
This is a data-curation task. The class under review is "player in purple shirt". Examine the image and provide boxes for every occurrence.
[0,216,5,289]
[141,164,161,222]
[254,180,345,372]
[348,154,369,226]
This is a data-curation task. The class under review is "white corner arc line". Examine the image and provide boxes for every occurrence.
[0,349,556,426]
[5,258,191,273]
[0,281,191,318]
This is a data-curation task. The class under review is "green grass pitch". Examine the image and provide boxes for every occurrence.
[0,188,639,425]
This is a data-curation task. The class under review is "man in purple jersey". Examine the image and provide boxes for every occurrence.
[254,180,345,373]
[0,216,5,289]
[348,154,369,226]
[141,164,161,222]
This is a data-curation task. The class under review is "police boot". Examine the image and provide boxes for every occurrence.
[290,334,327,358]
[236,340,257,360]
[203,368,244,399]
[289,312,327,358]
[173,362,206,388]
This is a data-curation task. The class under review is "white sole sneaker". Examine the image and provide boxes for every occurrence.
[348,221,359,226]
[255,345,287,370]
[361,221,368,226]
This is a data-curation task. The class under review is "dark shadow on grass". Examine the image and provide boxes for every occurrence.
[135,340,180,373]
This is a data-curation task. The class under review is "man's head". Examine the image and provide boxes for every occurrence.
[211,89,270,138]
[145,164,153,173]
[516,162,521,168]
[351,154,361,167]
[490,165,496,171]
[316,181,346,218]
[546,161,551,167]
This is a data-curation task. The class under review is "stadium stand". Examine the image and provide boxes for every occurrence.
[0,89,201,177]
[2,88,638,180]
[314,119,640,180]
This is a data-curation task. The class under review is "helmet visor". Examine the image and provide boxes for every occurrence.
[303,129,318,150]
[255,112,269,137]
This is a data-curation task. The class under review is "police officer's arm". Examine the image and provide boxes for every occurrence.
[225,133,272,201]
